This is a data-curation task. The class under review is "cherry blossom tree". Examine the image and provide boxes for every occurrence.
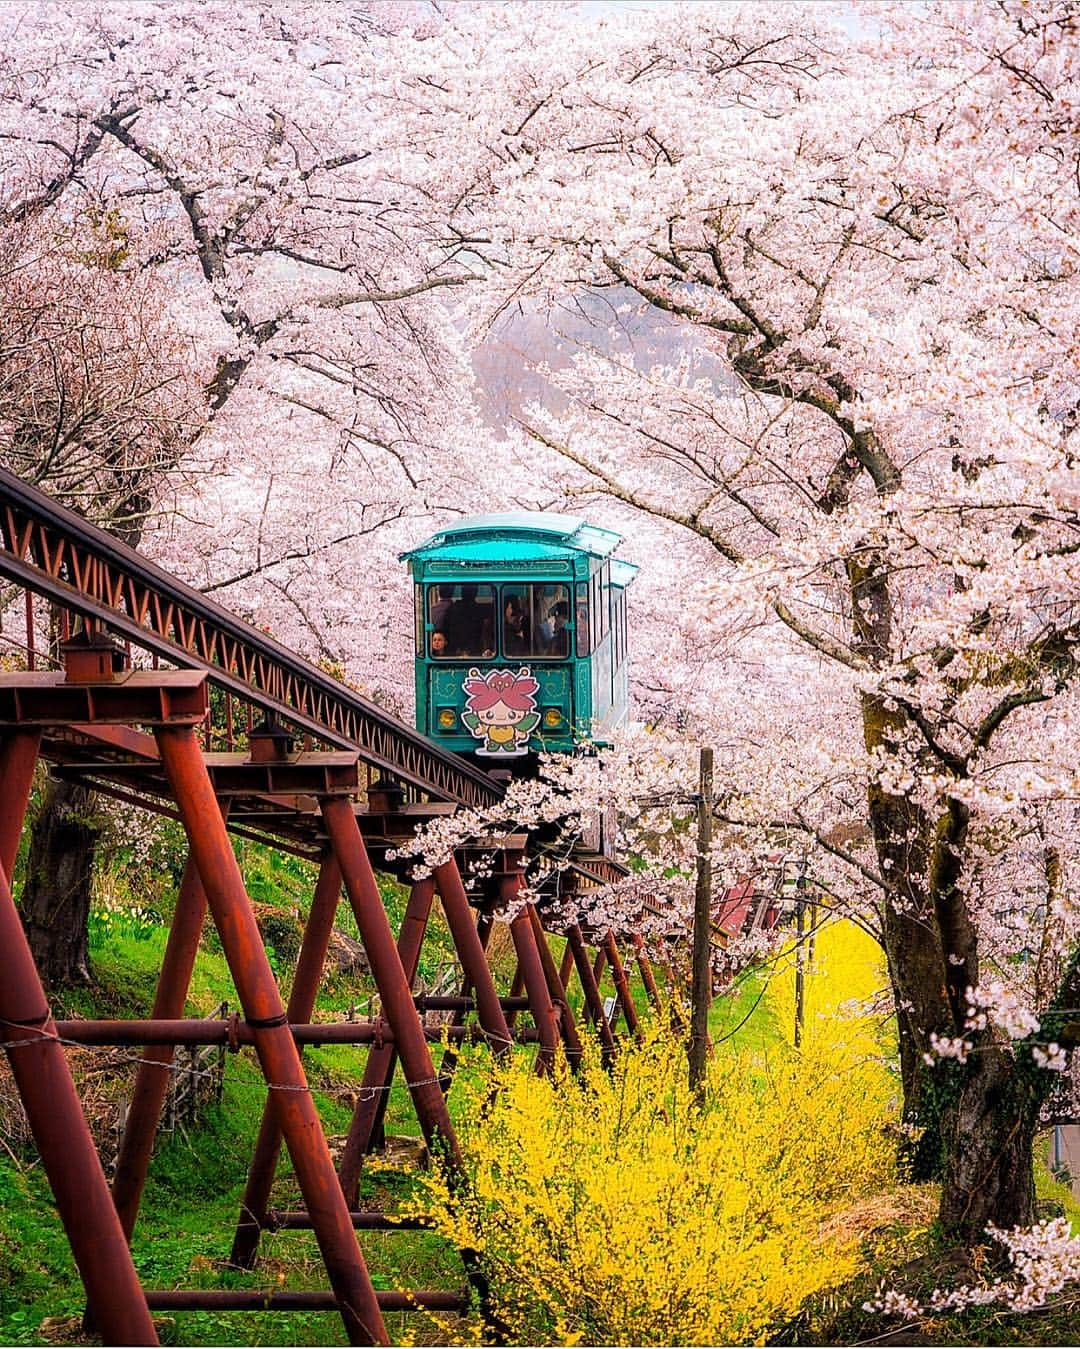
[0,0,496,971]
[383,0,1080,1240]
[0,202,209,984]
[0,1,498,666]
[4,0,1078,1249]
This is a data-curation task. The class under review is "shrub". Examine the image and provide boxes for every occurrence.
[412,939,899,1346]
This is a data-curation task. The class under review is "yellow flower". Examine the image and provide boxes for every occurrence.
[409,922,898,1345]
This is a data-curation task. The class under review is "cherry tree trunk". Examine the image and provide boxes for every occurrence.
[19,777,99,987]
[878,897,953,1181]
[867,752,1043,1238]
[938,1048,1039,1245]
[865,765,953,1180]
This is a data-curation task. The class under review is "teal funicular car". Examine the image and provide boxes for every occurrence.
[400,513,637,765]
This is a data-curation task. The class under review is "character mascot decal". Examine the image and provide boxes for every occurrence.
[461,667,540,757]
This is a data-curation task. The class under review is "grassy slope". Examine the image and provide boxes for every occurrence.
[0,910,809,1346]
[4,878,1077,1348]
[0,846,467,1347]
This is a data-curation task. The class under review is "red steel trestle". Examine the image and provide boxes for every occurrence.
[229,853,346,1267]
[336,876,436,1211]
[0,665,651,1346]
[112,822,225,1242]
[156,726,389,1345]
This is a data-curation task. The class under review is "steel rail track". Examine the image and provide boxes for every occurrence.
[0,469,502,808]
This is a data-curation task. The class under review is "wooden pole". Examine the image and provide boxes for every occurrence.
[794,861,807,1049]
[688,747,713,1092]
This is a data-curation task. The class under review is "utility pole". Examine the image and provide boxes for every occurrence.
[793,858,807,1049]
[689,747,713,1093]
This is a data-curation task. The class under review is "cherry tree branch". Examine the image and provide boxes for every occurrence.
[201,516,406,594]
[522,419,871,672]
[0,119,108,225]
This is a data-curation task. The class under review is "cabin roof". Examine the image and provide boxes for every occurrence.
[609,558,639,589]
[400,511,628,566]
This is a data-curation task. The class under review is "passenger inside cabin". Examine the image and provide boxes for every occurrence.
[430,629,449,658]
[444,584,494,658]
[429,584,452,633]
[539,600,570,657]
[503,595,531,656]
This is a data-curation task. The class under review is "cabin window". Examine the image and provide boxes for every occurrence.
[501,583,572,660]
[575,582,591,658]
[428,583,495,659]
[611,587,626,668]
[414,586,424,657]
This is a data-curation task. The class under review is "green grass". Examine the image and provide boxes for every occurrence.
[0,1164,81,1341]
[0,860,802,1348]
[708,964,784,1054]
[1036,1133,1080,1228]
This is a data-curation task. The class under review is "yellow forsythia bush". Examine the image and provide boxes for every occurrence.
[412,922,898,1346]
[766,914,894,1060]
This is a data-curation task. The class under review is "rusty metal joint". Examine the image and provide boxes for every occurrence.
[227,1012,242,1051]
[245,1012,290,1030]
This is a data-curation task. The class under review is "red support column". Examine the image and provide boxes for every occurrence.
[527,904,582,1070]
[0,730,41,876]
[506,888,560,1074]
[113,816,228,1242]
[363,875,437,1150]
[321,799,461,1167]
[231,854,344,1267]
[632,932,662,1012]
[155,727,387,1347]
[317,821,504,1343]
[435,860,512,1056]
[558,939,575,997]
[338,876,436,1210]
[567,923,616,1066]
[605,932,641,1041]
[504,961,525,1029]
[0,865,157,1344]
[437,909,494,1100]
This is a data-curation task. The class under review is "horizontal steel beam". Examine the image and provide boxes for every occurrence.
[52,749,361,797]
[268,1210,432,1232]
[52,1018,541,1046]
[143,1290,465,1313]
[414,994,530,1012]
[0,670,207,726]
